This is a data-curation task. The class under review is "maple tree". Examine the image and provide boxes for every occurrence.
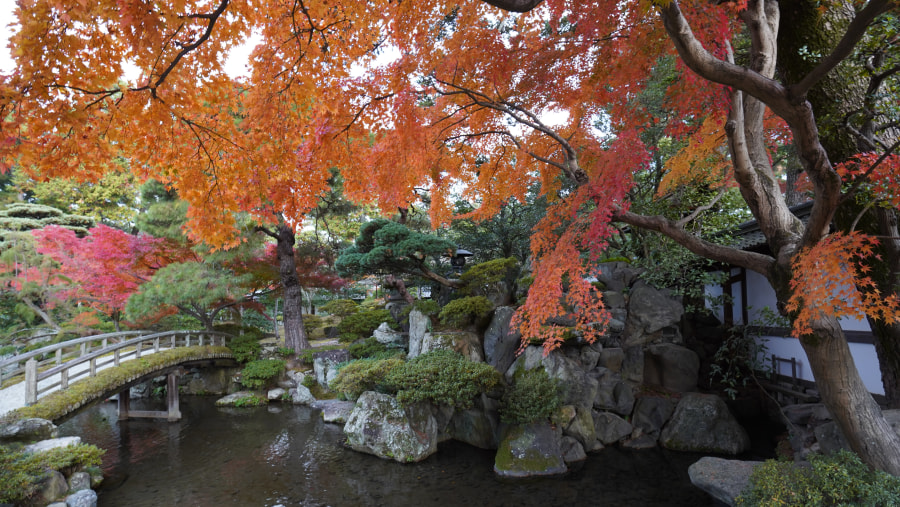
[3,0,900,473]
[31,224,168,331]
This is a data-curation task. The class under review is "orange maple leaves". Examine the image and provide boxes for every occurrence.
[787,231,900,337]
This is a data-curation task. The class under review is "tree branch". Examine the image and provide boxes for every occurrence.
[479,0,545,12]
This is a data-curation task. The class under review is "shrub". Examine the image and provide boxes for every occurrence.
[400,299,441,321]
[349,336,388,359]
[337,308,396,341]
[329,357,405,399]
[320,299,360,317]
[384,350,501,408]
[240,359,286,390]
[0,443,105,504]
[301,375,317,388]
[459,257,518,295]
[228,334,262,363]
[275,347,294,357]
[500,368,562,425]
[232,394,267,407]
[438,296,493,329]
[736,450,900,506]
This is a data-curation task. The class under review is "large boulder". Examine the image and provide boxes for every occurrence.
[0,417,58,443]
[215,391,266,407]
[593,411,633,445]
[373,322,408,348]
[644,343,700,393]
[660,393,751,455]
[344,391,439,463]
[689,457,762,506]
[313,349,350,389]
[448,394,500,449]
[622,281,683,347]
[65,488,98,507]
[483,306,521,373]
[506,346,598,410]
[631,396,675,439]
[33,470,69,505]
[407,309,431,359]
[420,331,484,362]
[563,406,602,452]
[594,380,634,416]
[494,422,568,478]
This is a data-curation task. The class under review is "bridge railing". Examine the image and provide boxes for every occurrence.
[2,330,233,405]
[0,331,147,387]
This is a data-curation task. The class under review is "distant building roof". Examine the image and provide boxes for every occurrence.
[729,201,814,252]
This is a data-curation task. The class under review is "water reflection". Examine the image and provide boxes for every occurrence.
[59,397,721,506]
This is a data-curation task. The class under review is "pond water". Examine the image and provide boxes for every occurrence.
[59,397,725,506]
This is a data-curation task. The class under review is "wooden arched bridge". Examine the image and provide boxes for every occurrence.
[0,330,235,422]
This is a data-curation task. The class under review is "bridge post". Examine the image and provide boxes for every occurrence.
[118,388,130,420]
[167,371,181,421]
[25,358,37,405]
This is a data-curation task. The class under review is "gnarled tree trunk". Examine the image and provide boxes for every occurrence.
[259,223,310,352]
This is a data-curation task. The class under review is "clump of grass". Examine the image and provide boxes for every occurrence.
[0,443,105,504]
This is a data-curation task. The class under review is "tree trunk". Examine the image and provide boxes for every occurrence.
[275,224,310,352]
[801,315,900,473]
[21,297,59,331]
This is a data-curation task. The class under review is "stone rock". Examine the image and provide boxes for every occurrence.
[313,349,350,389]
[644,343,700,393]
[290,385,316,405]
[593,411,633,445]
[65,488,98,507]
[622,433,658,450]
[373,322,407,348]
[597,348,625,373]
[0,417,58,443]
[67,471,91,493]
[620,345,645,384]
[596,262,641,292]
[493,422,568,478]
[23,436,81,453]
[344,391,439,463]
[48,503,68,507]
[602,290,627,309]
[507,346,598,410]
[814,409,900,454]
[286,370,307,387]
[34,470,68,504]
[689,457,761,506]
[594,380,634,416]
[660,393,750,455]
[564,406,602,452]
[407,309,431,359]
[267,388,287,401]
[551,405,577,428]
[483,306,521,373]
[215,391,265,407]
[448,395,500,449]
[129,382,150,398]
[313,400,357,424]
[560,435,588,463]
[632,396,675,439]
[579,347,601,371]
[622,281,684,347]
[420,331,484,362]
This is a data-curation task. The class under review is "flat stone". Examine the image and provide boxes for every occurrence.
[689,457,762,506]
[493,422,567,478]
[0,418,58,443]
[267,388,286,400]
[314,400,356,424]
[23,436,81,454]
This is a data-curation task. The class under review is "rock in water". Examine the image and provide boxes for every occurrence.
[344,391,439,463]
[493,422,567,478]
[689,457,761,506]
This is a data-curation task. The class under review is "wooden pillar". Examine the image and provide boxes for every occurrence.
[167,372,181,422]
[118,388,131,421]
[25,358,37,405]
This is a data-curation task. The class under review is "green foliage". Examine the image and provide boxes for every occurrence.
[275,346,294,357]
[228,334,262,363]
[710,307,780,399]
[438,296,493,329]
[736,451,900,506]
[384,350,501,408]
[459,257,518,295]
[444,194,548,264]
[240,359,286,389]
[500,368,562,425]
[349,336,388,359]
[301,375,317,388]
[319,298,361,317]
[296,344,344,364]
[232,394,268,407]
[0,443,105,504]
[337,308,396,341]
[330,357,405,399]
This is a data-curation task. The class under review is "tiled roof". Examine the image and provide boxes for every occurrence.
[728,201,813,252]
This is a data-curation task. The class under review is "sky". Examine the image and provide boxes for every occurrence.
[0,3,258,78]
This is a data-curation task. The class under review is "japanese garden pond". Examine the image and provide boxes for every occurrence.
[59,396,724,506]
